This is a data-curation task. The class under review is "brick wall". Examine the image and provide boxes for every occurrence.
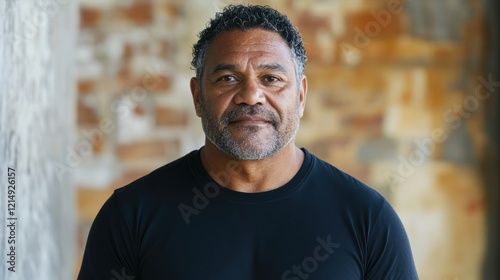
[75,0,488,278]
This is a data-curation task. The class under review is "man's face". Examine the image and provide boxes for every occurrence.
[190,28,307,160]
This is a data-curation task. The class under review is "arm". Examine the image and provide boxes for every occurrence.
[78,194,137,280]
[364,201,419,280]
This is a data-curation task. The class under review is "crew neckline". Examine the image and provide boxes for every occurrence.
[188,147,314,204]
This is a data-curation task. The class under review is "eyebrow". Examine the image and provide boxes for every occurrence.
[210,64,237,76]
[258,63,287,73]
[210,63,288,76]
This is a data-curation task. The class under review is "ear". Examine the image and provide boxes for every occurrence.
[190,77,202,117]
[298,75,308,118]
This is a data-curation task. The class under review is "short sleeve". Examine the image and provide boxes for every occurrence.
[365,201,419,280]
[77,193,138,280]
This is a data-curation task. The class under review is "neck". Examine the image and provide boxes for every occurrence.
[200,140,304,193]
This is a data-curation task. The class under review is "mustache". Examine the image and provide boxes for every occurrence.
[222,105,278,127]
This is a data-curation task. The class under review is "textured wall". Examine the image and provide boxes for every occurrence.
[0,0,77,279]
[75,0,489,279]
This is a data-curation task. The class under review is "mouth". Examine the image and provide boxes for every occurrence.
[229,115,271,126]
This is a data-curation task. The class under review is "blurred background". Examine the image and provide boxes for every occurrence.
[0,0,498,279]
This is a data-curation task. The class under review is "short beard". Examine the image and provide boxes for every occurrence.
[201,103,300,160]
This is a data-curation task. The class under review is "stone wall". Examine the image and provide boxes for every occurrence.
[75,0,489,279]
[0,0,77,279]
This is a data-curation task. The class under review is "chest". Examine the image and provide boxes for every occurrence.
[137,201,366,279]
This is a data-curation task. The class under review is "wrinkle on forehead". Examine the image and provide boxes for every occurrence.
[210,63,288,76]
[203,29,295,76]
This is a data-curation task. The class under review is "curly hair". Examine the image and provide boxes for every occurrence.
[191,5,307,81]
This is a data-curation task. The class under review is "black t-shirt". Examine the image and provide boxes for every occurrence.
[78,148,418,280]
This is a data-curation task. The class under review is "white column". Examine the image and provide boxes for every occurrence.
[0,0,78,279]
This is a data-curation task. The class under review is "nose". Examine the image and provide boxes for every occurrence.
[233,78,266,106]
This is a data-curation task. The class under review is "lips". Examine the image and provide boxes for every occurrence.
[223,105,277,127]
[230,115,270,125]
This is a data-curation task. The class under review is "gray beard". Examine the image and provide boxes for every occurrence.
[201,104,300,160]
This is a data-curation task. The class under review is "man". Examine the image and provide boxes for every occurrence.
[78,5,418,280]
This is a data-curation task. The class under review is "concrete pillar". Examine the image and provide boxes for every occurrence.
[0,0,78,279]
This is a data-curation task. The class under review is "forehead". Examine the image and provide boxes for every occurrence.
[203,28,294,71]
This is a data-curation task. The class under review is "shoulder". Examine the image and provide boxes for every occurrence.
[306,149,386,210]
[306,151,418,277]
[111,150,198,206]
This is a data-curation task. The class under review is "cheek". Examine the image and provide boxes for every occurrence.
[277,96,302,121]
[200,96,225,120]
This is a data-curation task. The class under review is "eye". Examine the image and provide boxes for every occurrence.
[217,75,238,83]
[263,75,280,83]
